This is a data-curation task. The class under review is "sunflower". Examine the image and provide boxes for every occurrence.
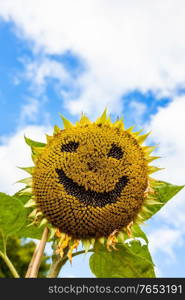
[20,110,161,261]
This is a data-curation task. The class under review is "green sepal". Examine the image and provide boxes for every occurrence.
[17,177,32,186]
[18,166,34,175]
[24,136,46,148]
[82,239,92,253]
[18,187,32,196]
[24,198,36,208]
[39,218,48,227]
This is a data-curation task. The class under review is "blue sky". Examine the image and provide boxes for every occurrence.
[0,0,185,278]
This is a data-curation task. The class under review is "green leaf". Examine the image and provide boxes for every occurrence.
[131,224,149,244]
[13,192,31,205]
[16,224,44,240]
[89,240,155,278]
[24,136,46,148]
[143,180,184,220]
[12,193,43,240]
[0,193,26,238]
[117,224,148,244]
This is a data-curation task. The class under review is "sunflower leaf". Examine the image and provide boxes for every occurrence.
[89,240,155,278]
[0,193,27,238]
[12,193,44,240]
[13,191,32,205]
[143,180,184,220]
[129,224,149,244]
[16,223,44,240]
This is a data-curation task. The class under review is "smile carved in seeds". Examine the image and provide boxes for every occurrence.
[56,168,129,207]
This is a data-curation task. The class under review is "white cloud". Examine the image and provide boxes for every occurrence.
[0,125,51,195]
[148,95,185,185]
[22,57,70,93]
[148,227,183,259]
[1,0,185,115]
[20,97,40,123]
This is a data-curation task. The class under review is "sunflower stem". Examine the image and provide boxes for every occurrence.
[47,248,94,278]
[25,227,49,278]
[0,250,20,278]
[47,254,65,278]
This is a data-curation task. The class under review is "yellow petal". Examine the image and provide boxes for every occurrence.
[77,113,91,125]
[126,125,135,133]
[147,156,161,162]
[132,129,143,137]
[137,132,151,144]
[46,134,53,143]
[148,166,164,174]
[113,118,124,130]
[96,108,107,124]
[60,114,74,129]
[143,145,157,154]
[53,125,61,134]
[67,240,79,263]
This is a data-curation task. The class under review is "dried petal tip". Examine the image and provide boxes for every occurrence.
[67,240,80,263]
[126,221,133,237]
[106,230,119,251]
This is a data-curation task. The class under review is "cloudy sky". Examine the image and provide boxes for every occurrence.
[0,0,185,277]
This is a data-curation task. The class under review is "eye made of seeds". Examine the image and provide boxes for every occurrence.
[107,143,124,160]
[61,141,79,152]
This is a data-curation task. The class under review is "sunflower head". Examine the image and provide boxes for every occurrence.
[21,110,160,258]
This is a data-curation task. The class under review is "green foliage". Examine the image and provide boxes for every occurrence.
[0,193,26,238]
[143,180,184,220]
[0,192,44,244]
[24,136,46,148]
[90,240,155,278]
[13,192,44,240]
[0,236,49,278]
[17,223,44,240]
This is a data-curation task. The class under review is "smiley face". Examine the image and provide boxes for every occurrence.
[33,124,148,238]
